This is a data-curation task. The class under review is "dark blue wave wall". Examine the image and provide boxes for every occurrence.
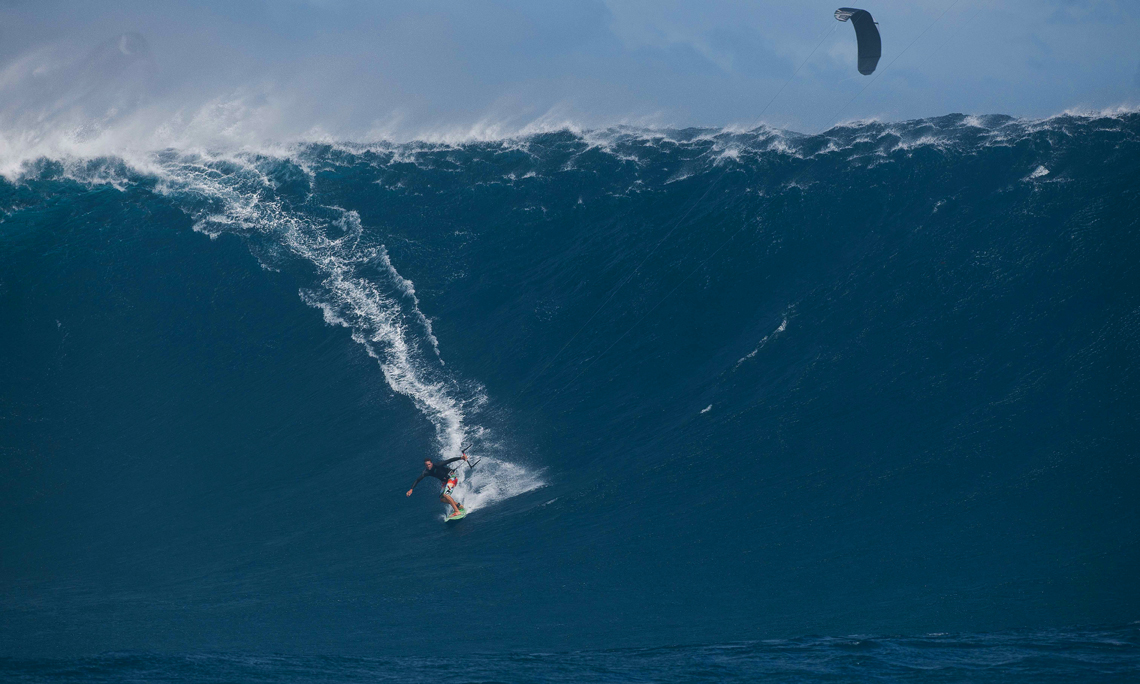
[2,113,1138,655]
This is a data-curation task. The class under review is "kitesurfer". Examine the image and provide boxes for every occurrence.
[406,454,468,516]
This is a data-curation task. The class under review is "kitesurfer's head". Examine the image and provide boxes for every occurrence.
[424,459,433,469]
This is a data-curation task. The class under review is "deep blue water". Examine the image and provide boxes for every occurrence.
[2,626,1138,683]
[2,112,1139,678]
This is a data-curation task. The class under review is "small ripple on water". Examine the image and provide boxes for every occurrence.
[3,626,1137,683]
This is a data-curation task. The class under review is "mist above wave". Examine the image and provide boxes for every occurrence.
[2,20,1137,182]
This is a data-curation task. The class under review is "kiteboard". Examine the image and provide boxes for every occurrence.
[445,508,467,522]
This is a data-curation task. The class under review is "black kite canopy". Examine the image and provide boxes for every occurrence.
[835,8,881,75]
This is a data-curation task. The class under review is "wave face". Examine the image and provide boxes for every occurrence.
[1,112,1139,656]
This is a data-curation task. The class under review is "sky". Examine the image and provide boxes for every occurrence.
[0,0,1137,151]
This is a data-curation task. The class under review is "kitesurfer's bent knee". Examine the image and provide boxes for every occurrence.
[440,493,461,515]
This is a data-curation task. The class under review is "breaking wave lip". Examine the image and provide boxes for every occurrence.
[351,106,1139,171]
[6,105,1139,185]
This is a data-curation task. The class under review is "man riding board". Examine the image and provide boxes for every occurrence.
[406,454,468,517]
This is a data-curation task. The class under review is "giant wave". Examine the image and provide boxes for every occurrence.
[1,111,1138,655]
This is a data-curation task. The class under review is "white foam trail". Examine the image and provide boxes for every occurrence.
[132,151,543,512]
[377,247,443,362]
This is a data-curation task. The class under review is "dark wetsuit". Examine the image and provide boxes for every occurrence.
[410,457,464,491]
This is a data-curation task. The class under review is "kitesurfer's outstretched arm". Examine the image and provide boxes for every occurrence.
[406,471,428,497]
[405,455,468,497]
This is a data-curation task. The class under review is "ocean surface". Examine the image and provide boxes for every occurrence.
[2,112,1139,679]
[2,626,1138,683]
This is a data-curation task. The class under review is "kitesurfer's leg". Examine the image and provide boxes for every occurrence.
[440,493,461,516]
[440,475,462,516]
